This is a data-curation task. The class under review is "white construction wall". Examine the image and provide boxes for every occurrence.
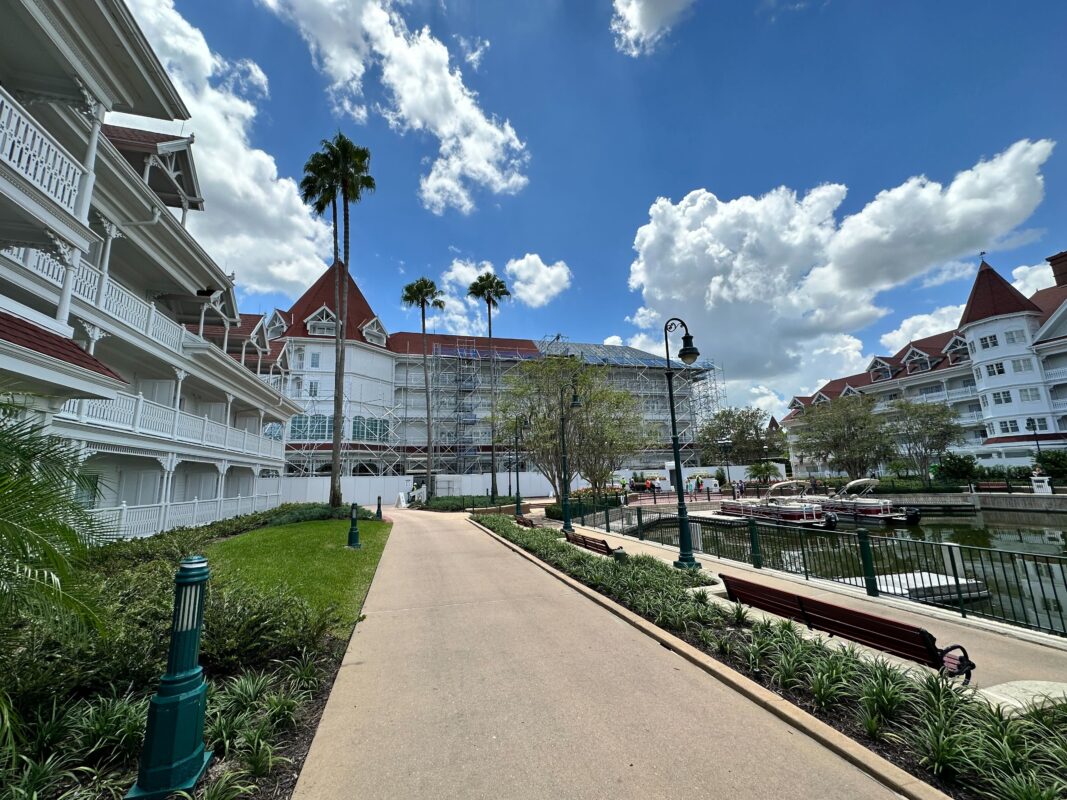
[281,470,589,507]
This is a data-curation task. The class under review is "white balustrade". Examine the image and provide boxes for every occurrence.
[88,493,284,539]
[1052,398,1067,411]
[1044,367,1067,382]
[946,387,978,400]
[0,85,83,214]
[57,389,283,459]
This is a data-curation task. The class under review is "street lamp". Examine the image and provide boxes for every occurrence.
[559,384,581,534]
[663,318,701,570]
[514,414,528,516]
[1026,417,1043,457]
[718,437,733,487]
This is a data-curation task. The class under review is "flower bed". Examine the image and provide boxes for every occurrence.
[475,515,1067,800]
[1,504,388,800]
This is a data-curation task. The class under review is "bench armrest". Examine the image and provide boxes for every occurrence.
[938,644,976,685]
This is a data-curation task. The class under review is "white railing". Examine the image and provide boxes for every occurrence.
[912,391,947,404]
[1052,398,1067,411]
[0,84,83,214]
[946,386,978,400]
[957,411,984,423]
[89,493,283,540]
[1044,367,1067,382]
[58,390,284,460]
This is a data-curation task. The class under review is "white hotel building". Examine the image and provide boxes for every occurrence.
[0,0,300,538]
[783,253,1067,474]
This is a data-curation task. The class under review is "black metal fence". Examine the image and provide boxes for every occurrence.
[575,507,1067,637]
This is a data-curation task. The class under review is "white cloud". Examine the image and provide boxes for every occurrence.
[425,258,494,335]
[626,333,661,354]
[112,0,332,296]
[1011,263,1054,296]
[878,305,965,353]
[257,0,527,215]
[603,335,623,346]
[455,35,490,70]
[625,139,1055,418]
[920,260,976,288]
[611,0,698,56]
[504,253,572,308]
[625,306,661,329]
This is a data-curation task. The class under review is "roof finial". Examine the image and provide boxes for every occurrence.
[979,250,987,261]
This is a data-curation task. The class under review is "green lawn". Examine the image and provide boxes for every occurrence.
[206,518,391,632]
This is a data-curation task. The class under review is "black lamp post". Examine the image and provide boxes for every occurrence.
[718,437,733,488]
[559,384,581,534]
[1026,417,1043,457]
[514,414,528,516]
[663,318,701,570]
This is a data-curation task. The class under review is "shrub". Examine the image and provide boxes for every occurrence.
[938,453,979,481]
[415,495,517,512]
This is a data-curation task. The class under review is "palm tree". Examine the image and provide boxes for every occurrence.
[401,278,446,496]
[467,272,510,501]
[300,133,375,507]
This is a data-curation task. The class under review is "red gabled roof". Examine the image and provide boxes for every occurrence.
[284,261,381,345]
[0,311,123,381]
[891,330,958,360]
[1029,284,1067,328]
[386,332,541,357]
[102,124,187,148]
[187,313,264,339]
[958,261,1041,327]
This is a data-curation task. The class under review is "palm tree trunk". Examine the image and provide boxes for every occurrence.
[329,190,349,507]
[421,304,433,497]
[328,197,342,507]
[488,302,498,501]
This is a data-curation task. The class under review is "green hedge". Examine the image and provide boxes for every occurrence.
[475,515,1067,799]
[414,495,517,512]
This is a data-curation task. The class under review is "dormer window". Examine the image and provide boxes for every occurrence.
[361,318,388,347]
[868,359,893,382]
[944,336,970,365]
[904,350,932,374]
[305,307,337,337]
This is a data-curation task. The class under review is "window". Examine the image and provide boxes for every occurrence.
[979,335,999,349]
[992,391,1011,405]
[308,381,319,397]
[986,362,1005,377]
[980,395,988,408]
[986,424,996,438]
[310,352,320,368]
[1005,329,1026,344]
[1019,388,1040,402]
[1028,417,1049,431]
[1011,358,1033,373]
[974,368,982,382]
[290,414,333,441]
[999,420,1020,434]
[968,341,976,354]
[305,307,337,337]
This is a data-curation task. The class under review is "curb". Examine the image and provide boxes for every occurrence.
[468,517,950,800]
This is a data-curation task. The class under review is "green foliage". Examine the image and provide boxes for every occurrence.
[746,461,782,482]
[888,400,965,486]
[416,495,517,512]
[714,467,727,485]
[1036,449,1067,480]
[794,395,893,479]
[698,406,787,467]
[936,452,980,481]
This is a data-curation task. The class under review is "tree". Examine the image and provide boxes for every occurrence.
[499,357,643,499]
[467,271,510,500]
[1036,449,1067,481]
[887,400,964,486]
[793,395,893,479]
[746,461,782,483]
[699,406,787,467]
[300,134,375,506]
[401,278,446,496]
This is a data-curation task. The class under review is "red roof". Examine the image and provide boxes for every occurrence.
[1029,284,1067,328]
[982,433,1066,445]
[386,332,541,357]
[188,313,264,339]
[102,124,187,148]
[959,261,1042,327]
[0,311,123,381]
[284,262,381,345]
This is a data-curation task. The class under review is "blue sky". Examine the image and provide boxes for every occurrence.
[120,0,1067,416]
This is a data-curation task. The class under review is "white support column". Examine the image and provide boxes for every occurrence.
[216,462,229,518]
[252,465,261,507]
[78,321,109,356]
[48,233,79,324]
[222,319,231,351]
[93,215,122,307]
[74,99,104,222]
[224,393,234,427]
[171,368,187,438]
[258,409,266,436]
[157,455,177,533]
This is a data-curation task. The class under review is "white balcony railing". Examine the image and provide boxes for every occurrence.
[1052,398,1067,411]
[89,492,282,539]
[957,411,985,423]
[1044,367,1067,383]
[946,386,978,400]
[0,84,83,215]
[58,390,285,460]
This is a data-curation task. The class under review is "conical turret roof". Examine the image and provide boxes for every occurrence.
[284,261,382,345]
[958,261,1041,328]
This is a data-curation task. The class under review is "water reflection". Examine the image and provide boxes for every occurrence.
[855,510,1067,557]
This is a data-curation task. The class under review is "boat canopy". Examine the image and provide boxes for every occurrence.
[768,480,806,496]
[836,478,879,497]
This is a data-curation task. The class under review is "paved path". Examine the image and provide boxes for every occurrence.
[545,517,1067,690]
[294,509,901,800]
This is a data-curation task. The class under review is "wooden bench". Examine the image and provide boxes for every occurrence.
[564,530,626,560]
[975,481,1009,493]
[513,515,537,528]
[721,574,976,683]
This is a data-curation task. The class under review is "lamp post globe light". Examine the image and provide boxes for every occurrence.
[1026,417,1043,457]
[663,318,701,570]
[514,414,528,516]
[559,384,581,534]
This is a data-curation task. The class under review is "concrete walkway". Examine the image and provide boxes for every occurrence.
[294,509,903,800]
[544,516,1067,690]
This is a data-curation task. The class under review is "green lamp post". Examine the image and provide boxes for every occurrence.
[514,414,528,516]
[127,556,212,799]
[348,502,362,549]
[375,495,383,520]
[559,384,581,534]
[663,317,702,571]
